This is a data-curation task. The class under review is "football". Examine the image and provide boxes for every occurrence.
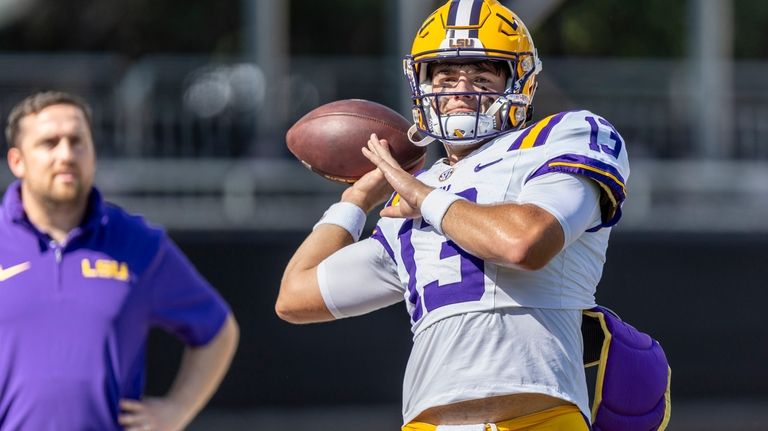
[286,99,427,183]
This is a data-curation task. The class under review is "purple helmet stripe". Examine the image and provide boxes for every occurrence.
[531,111,568,147]
[469,0,483,24]
[468,0,483,38]
[446,0,460,26]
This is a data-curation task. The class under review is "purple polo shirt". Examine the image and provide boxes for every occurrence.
[0,181,230,430]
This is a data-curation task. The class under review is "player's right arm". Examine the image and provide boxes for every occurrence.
[276,167,396,324]
[276,224,355,323]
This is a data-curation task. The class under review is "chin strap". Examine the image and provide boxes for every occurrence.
[484,95,508,118]
[407,124,436,147]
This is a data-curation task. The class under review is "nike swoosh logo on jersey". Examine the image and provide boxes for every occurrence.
[0,261,31,282]
[474,158,503,172]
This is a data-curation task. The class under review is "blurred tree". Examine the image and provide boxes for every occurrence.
[0,0,766,59]
[0,0,239,57]
[534,0,768,59]
[733,1,768,58]
[290,0,387,55]
[534,0,686,57]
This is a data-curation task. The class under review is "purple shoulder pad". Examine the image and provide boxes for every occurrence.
[583,306,672,431]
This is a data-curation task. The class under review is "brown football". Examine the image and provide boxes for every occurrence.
[286,99,427,183]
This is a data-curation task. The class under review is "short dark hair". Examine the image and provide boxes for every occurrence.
[5,91,93,148]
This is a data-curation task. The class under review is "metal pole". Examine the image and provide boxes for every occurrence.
[688,0,733,158]
[396,0,434,116]
[242,0,290,157]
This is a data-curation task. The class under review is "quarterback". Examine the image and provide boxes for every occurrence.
[277,0,629,429]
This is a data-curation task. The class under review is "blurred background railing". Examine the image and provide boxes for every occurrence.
[3,54,768,160]
[2,54,768,232]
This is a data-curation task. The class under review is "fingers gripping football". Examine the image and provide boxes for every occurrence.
[362,133,433,219]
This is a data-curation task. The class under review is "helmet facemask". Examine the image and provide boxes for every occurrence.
[404,54,538,147]
[403,0,542,147]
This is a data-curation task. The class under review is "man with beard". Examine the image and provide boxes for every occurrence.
[0,91,239,431]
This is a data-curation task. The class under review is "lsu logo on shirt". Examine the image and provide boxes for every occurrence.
[81,259,129,281]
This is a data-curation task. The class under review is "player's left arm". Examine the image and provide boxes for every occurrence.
[363,133,600,270]
[440,200,565,270]
[442,172,601,270]
[118,313,239,431]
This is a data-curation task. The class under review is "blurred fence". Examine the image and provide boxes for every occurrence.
[3,53,768,159]
[2,53,768,232]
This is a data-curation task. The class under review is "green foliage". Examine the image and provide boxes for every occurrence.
[535,0,768,59]
[0,0,766,59]
[733,1,768,58]
[290,0,387,55]
[535,0,686,57]
[0,0,240,56]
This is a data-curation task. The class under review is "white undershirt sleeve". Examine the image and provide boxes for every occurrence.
[516,172,602,248]
[317,238,404,319]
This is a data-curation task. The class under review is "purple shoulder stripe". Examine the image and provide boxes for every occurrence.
[468,0,483,38]
[531,111,568,148]
[508,111,575,151]
[507,121,536,151]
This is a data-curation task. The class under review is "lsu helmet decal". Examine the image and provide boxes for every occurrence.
[404,0,542,146]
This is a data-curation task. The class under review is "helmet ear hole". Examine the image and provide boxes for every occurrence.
[526,106,534,122]
[513,107,527,124]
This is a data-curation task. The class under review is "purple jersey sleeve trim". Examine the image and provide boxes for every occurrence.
[525,154,626,228]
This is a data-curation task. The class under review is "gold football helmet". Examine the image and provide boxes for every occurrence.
[403,0,542,146]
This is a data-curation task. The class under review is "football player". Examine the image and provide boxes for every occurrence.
[277,0,632,429]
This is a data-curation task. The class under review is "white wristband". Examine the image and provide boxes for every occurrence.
[420,189,464,234]
[313,202,367,241]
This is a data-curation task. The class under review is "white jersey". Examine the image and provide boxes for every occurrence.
[401,308,588,423]
[317,109,629,422]
[371,109,629,335]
